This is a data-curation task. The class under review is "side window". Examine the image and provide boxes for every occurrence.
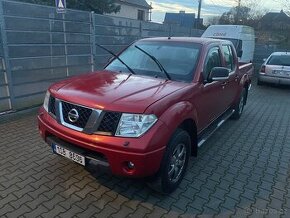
[229,45,237,69]
[222,45,234,70]
[237,40,242,53]
[203,47,222,80]
[222,45,233,70]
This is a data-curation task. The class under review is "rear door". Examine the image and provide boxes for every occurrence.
[221,44,239,108]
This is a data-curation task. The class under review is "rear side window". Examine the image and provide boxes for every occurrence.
[267,55,290,66]
[222,45,235,70]
[237,40,242,53]
[203,47,222,80]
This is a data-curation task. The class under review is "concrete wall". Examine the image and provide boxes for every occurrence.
[0,0,204,113]
[0,0,93,112]
[93,14,204,70]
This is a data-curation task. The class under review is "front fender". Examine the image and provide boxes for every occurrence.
[158,101,198,142]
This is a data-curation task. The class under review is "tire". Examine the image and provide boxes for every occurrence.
[147,129,191,193]
[231,88,246,120]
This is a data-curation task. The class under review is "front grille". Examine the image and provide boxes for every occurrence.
[97,112,122,134]
[61,101,92,129]
[48,96,56,116]
[50,99,122,135]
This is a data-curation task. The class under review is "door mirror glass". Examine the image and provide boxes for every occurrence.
[208,67,230,82]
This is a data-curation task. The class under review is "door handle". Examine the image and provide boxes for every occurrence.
[221,81,228,86]
[235,75,239,82]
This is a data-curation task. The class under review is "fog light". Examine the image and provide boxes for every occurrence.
[127,161,135,169]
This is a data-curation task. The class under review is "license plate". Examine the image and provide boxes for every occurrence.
[53,144,85,166]
[273,70,290,76]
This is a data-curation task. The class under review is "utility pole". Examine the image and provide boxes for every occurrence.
[149,2,152,21]
[197,0,202,28]
[236,0,241,24]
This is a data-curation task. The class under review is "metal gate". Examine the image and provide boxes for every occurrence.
[0,1,11,113]
[0,58,12,113]
[0,0,204,113]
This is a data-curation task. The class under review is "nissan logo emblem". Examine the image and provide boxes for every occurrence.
[68,108,79,123]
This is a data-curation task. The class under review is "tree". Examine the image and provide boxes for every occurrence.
[218,4,266,29]
[219,6,251,25]
[281,1,290,17]
[17,0,120,14]
[68,0,120,14]
[207,16,220,26]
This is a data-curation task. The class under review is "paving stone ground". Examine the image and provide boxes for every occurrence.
[0,83,290,218]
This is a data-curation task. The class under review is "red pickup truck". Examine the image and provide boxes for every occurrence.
[38,37,253,193]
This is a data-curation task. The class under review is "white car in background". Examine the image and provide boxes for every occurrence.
[258,52,290,86]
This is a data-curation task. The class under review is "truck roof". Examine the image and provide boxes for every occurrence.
[139,37,230,46]
[202,25,255,39]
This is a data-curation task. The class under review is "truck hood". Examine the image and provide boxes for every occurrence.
[50,70,188,113]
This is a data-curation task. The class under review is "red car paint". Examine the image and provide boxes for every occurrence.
[38,37,253,177]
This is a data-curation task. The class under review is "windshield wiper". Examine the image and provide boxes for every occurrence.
[134,45,171,80]
[96,43,136,75]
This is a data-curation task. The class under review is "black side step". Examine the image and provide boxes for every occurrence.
[197,109,235,147]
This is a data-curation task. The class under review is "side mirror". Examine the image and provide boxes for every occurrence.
[263,58,267,62]
[208,67,230,82]
[237,50,243,58]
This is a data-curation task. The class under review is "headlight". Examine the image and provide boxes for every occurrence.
[43,91,50,112]
[115,114,157,137]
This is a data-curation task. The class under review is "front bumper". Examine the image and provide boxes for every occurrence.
[258,74,290,85]
[38,108,168,177]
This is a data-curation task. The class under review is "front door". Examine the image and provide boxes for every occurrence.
[194,46,229,131]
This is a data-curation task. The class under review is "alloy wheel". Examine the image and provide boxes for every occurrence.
[168,143,186,183]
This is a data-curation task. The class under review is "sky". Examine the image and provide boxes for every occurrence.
[149,0,285,24]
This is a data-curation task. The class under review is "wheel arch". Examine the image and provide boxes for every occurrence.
[158,101,199,157]
[178,119,198,157]
[243,81,249,105]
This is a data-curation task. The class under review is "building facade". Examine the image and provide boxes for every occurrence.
[164,11,203,28]
[260,10,290,31]
[110,0,152,21]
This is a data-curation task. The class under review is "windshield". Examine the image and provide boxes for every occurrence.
[267,55,290,66]
[105,41,201,82]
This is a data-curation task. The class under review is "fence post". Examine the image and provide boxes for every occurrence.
[90,11,96,72]
[0,0,15,112]
[62,13,69,77]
